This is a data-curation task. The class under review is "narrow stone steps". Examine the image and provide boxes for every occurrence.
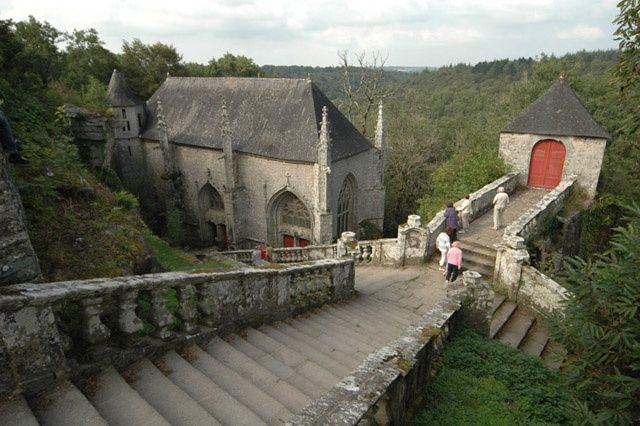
[286,317,368,359]
[305,310,383,351]
[323,304,400,339]
[87,366,170,426]
[458,239,497,258]
[30,380,108,426]
[185,345,293,423]
[495,307,536,349]
[0,396,39,426]
[205,336,312,413]
[125,358,221,425]
[159,350,265,425]
[227,333,325,397]
[491,294,507,316]
[519,322,550,357]
[490,300,518,338]
[261,322,360,371]
[342,299,411,331]
[352,297,417,326]
[541,341,565,370]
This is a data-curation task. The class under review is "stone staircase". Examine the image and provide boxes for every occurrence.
[489,295,561,368]
[0,295,422,425]
[460,239,496,279]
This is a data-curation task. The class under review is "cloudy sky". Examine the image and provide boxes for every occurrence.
[0,0,620,67]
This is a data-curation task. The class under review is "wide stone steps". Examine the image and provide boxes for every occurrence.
[1,296,416,425]
[459,239,496,279]
[490,295,561,367]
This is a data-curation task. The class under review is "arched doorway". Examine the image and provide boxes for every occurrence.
[269,191,312,247]
[528,139,566,188]
[336,174,357,237]
[198,184,227,248]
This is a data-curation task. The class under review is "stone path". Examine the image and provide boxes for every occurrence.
[458,187,550,248]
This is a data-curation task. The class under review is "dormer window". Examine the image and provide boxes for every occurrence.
[121,109,126,118]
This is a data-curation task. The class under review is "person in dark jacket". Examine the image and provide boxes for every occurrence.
[0,113,27,164]
[444,202,459,242]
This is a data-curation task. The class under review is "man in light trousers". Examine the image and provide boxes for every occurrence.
[492,187,509,230]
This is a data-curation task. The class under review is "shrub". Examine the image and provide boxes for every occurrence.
[115,190,139,210]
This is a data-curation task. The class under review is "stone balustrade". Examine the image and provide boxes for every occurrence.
[0,259,354,397]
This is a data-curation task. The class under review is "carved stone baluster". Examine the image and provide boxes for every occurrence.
[197,282,218,327]
[150,287,175,340]
[177,285,199,334]
[364,245,373,262]
[80,296,111,344]
[118,289,144,335]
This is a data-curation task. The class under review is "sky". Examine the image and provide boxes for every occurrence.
[0,0,620,67]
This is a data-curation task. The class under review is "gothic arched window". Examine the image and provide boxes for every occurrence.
[336,175,356,236]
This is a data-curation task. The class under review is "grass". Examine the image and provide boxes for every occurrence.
[143,231,232,272]
[412,325,570,425]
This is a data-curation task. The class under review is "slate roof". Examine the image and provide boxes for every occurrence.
[108,70,142,107]
[141,77,373,163]
[501,78,611,140]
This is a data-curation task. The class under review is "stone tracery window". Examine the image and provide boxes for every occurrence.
[280,193,311,229]
[337,175,356,236]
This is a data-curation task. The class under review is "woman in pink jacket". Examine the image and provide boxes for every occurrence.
[445,241,463,283]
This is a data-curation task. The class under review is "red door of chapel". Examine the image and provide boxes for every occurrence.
[527,139,566,188]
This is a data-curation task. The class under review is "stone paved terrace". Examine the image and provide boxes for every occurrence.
[459,186,550,248]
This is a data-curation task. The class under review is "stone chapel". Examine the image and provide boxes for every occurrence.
[499,77,610,198]
[107,70,386,249]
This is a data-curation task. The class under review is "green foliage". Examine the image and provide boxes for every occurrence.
[143,230,230,272]
[613,0,640,134]
[115,190,139,210]
[547,203,640,424]
[413,325,570,425]
[61,28,117,91]
[118,38,186,99]
[165,207,183,246]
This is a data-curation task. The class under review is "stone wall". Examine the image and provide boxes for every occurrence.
[0,259,354,397]
[499,132,605,198]
[291,271,494,425]
[495,176,575,310]
[519,266,569,312]
[0,150,41,286]
[503,176,576,241]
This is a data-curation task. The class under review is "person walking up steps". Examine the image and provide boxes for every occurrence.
[445,241,463,283]
[436,227,452,272]
[444,202,459,241]
[492,186,509,230]
[457,194,472,233]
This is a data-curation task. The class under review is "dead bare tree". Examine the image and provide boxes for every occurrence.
[337,50,390,137]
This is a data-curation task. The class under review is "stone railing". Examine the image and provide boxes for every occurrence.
[0,259,354,397]
[504,176,577,240]
[291,271,495,425]
[423,172,520,257]
[494,176,576,308]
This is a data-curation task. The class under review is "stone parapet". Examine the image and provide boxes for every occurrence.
[0,259,354,397]
[519,265,569,312]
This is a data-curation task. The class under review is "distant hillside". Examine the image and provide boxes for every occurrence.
[261,65,412,99]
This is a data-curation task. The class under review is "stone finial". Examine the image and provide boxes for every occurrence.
[407,214,421,228]
[319,106,331,149]
[221,103,231,142]
[157,99,167,131]
[374,101,384,150]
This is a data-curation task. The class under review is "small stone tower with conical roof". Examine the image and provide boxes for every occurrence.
[108,69,146,139]
[499,77,610,198]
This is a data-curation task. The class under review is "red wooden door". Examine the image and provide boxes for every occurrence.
[299,238,310,247]
[528,139,566,188]
[283,234,295,247]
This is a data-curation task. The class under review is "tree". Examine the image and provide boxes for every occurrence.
[62,28,118,90]
[614,0,640,133]
[118,39,186,99]
[211,53,262,77]
[337,50,390,137]
[549,203,640,424]
[12,16,63,87]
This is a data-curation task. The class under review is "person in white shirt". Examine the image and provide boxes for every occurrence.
[457,194,472,233]
[436,227,452,272]
[492,187,510,230]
